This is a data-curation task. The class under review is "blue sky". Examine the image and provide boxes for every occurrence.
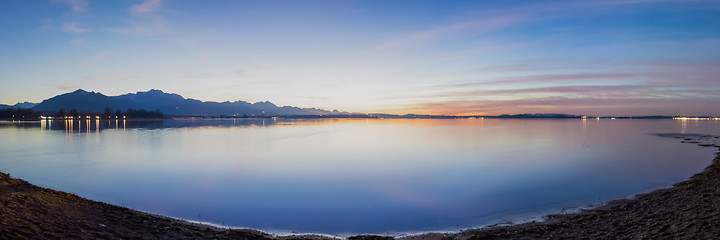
[1,0,719,115]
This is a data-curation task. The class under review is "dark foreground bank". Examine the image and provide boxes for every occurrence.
[2,136,720,239]
[448,150,720,239]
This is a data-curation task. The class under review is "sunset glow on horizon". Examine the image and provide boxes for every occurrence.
[1,0,719,116]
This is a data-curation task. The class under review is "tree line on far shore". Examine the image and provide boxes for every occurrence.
[0,107,164,120]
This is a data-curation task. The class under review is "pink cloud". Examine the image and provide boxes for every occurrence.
[131,0,163,14]
[481,85,646,95]
[401,97,720,116]
[58,85,80,91]
[447,73,636,88]
[474,63,555,73]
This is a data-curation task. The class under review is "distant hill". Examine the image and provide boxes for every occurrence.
[13,102,38,109]
[0,102,38,109]
[31,89,352,117]
[494,113,580,119]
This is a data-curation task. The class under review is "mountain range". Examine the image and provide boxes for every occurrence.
[3,90,690,119]
[0,102,37,109]
[3,89,351,117]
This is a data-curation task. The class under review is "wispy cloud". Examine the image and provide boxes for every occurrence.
[104,0,169,36]
[447,73,636,88]
[381,57,720,115]
[131,0,164,14]
[464,58,720,88]
[469,85,647,95]
[51,0,88,13]
[83,75,139,82]
[401,96,720,116]
[385,83,651,102]
[106,17,169,36]
[58,85,80,91]
[94,51,107,60]
[62,22,90,33]
[70,38,87,45]
[474,65,550,73]
[173,39,217,60]
[370,14,526,51]
[600,0,711,5]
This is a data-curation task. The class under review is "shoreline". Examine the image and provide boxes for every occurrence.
[443,134,720,239]
[2,134,720,239]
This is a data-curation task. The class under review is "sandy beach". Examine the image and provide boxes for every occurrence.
[2,134,719,239]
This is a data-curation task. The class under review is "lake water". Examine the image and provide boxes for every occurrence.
[1,118,719,236]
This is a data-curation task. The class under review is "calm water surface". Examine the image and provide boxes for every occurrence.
[1,118,719,235]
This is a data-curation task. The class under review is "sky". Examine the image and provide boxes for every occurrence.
[1,0,719,116]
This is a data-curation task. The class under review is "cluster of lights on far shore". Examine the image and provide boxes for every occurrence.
[28,116,720,121]
[674,117,720,120]
[40,116,126,120]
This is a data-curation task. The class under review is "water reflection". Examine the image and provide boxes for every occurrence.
[2,118,346,133]
[0,118,719,235]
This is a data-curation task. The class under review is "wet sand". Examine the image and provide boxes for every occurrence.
[2,134,719,239]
